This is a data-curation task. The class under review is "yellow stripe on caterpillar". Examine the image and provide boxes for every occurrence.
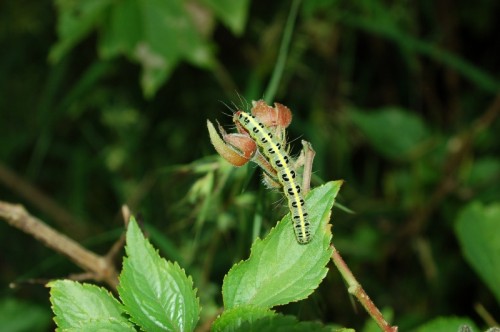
[234,111,311,244]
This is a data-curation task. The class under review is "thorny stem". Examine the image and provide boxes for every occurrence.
[331,244,398,332]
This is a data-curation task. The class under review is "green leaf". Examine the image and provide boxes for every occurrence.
[48,280,134,331]
[212,306,276,331]
[414,316,479,332]
[349,108,429,160]
[213,306,338,332]
[50,0,114,62]
[98,0,142,58]
[223,181,342,309]
[52,0,215,97]
[462,157,500,201]
[64,320,137,332]
[464,158,500,186]
[99,0,214,97]
[0,298,51,332]
[455,202,500,304]
[201,0,250,35]
[118,218,200,332]
[237,315,340,332]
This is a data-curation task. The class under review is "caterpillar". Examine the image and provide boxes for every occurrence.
[234,110,311,244]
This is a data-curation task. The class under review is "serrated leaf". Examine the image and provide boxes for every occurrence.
[48,280,133,331]
[223,181,342,309]
[349,108,429,160]
[414,316,479,332]
[455,202,500,304]
[201,0,250,35]
[213,306,336,332]
[65,319,137,332]
[118,218,200,332]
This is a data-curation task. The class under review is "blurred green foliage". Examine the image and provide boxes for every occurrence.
[456,203,500,304]
[1,0,499,330]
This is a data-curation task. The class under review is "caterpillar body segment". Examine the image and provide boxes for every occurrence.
[234,111,311,244]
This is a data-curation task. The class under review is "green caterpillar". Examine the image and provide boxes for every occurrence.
[234,111,311,244]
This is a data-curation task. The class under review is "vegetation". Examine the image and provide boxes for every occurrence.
[1,0,499,331]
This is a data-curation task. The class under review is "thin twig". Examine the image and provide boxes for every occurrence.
[331,244,398,332]
[0,201,119,289]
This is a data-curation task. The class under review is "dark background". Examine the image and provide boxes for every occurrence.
[1,0,499,330]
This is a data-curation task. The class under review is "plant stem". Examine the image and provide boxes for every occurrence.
[330,244,398,332]
[264,0,302,103]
